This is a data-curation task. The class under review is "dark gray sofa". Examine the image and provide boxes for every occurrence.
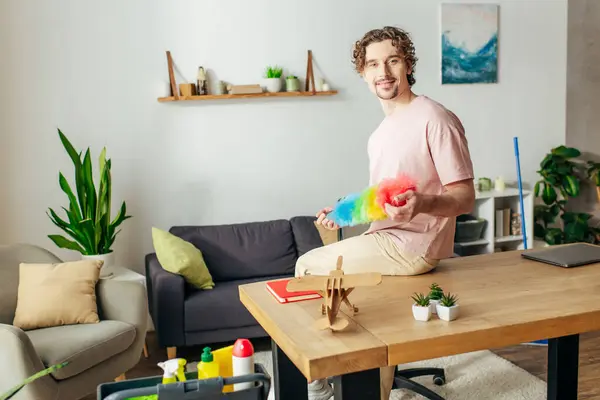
[145,216,328,351]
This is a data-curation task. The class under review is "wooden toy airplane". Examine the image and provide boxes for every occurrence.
[286,256,382,331]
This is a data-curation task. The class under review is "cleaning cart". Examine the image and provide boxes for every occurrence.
[96,364,270,400]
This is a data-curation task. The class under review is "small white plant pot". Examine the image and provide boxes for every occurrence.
[412,304,432,322]
[263,78,282,93]
[429,299,440,314]
[436,304,460,321]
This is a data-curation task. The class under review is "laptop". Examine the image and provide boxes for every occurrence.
[521,243,600,268]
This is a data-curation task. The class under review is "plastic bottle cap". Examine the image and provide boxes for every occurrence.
[232,339,254,357]
[201,347,213,362]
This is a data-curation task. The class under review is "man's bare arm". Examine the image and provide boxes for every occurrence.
[420,179,475,218]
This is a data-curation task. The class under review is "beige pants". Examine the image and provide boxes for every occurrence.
[295,231,438,277]
[295,231,439,400]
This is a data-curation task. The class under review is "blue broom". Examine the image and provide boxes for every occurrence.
[515,137,547,345]
[513,137,528,250]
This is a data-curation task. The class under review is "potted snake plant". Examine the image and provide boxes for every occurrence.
[46,129,131,274]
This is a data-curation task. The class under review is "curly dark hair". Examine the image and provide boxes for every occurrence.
[352,26,418,86]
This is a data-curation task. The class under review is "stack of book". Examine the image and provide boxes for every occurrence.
[265,279,322,304]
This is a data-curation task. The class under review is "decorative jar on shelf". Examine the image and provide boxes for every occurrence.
[285,75,300,92]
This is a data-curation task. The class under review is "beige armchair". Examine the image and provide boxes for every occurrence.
[0,243,148,400]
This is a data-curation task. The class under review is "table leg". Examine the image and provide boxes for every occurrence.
[272,338,308,400]
[333,368,381,400]
[547,334,579,400]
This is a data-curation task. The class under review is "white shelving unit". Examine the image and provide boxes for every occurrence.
[453,187,534,256]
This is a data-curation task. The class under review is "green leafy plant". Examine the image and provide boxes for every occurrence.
[587,161,600,202]
[286,75,297,80]
[1,362,68,400]
[46,129,132,256]
[428,283,443,301]
[411,292,430,307]
[265,65,283,78]
[533,145,600,245]
[439,292,458,307]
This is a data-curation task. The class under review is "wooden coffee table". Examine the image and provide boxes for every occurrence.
[239,244,600,400]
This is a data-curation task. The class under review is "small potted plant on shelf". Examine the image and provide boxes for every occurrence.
[436,292,460,321]
[411,292,432,322]
[286,75,300,92]
[263,65,283,93]
[428,283,444,314]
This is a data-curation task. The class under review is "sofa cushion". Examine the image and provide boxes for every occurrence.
[289,216,326,257]
[170,220,297,281]
[151,227,215,290]
[184,275,292,332]
[26,320,136,380]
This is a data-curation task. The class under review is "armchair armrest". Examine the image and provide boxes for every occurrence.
[97,279,148,331]
[145,253,185,348]
[97,279,148,360]
[0,324,56,399]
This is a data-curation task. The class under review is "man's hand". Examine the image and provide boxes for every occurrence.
[384,190,426,223]
[384,179,475,223]
[316,207,340,230]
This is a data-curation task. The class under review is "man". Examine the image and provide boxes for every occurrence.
[297,26,476,400]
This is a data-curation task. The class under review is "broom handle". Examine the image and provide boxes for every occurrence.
[514,137,528,250]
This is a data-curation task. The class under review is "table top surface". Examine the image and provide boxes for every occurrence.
[239,244,600,380]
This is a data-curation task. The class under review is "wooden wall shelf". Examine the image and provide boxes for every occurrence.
[157,90,338,102]
[160,49,336,103]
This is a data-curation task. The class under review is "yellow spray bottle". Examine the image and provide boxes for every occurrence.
[157,358,187,384]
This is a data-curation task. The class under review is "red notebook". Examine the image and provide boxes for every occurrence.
[266,279,322,303]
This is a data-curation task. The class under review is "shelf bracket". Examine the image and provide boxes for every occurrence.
[305,50,317,95]
[166,50,179,100]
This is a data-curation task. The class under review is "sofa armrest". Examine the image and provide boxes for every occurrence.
[0,324,57,399]
[145,253,185,348]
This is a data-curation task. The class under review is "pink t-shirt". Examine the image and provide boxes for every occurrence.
[365,95,474,260]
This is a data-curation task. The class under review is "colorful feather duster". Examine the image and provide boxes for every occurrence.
[328,174,417,227]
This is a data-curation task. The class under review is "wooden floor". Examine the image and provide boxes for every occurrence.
[86,331,600,399]
[492,331,600,400]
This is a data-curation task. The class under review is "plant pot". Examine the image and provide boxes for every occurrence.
[263,78,282,93]
[429,299,440,314]
[412,304,432,321]
[82,252,115,278]
[286,78,300,92]
[436,304,460,321]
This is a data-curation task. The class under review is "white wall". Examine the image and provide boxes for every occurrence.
[0,0,568,273]
[566,0,600,222]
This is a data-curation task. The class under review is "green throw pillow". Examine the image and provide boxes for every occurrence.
[151,227,215,290]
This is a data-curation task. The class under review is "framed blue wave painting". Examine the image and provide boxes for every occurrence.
[441,3,498,84]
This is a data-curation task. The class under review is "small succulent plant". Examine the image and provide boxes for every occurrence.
[265,65,283,78]
[411,292,430,307]
[428,283,444,300]
[439,292,459,307]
